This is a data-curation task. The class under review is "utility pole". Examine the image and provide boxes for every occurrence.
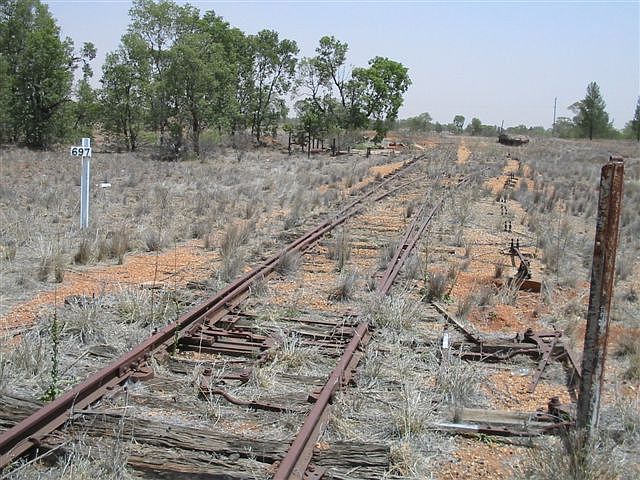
[552,97,557,135]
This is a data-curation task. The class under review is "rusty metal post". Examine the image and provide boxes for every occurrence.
[576,156,624,440]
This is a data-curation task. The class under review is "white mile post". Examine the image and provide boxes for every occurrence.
[71,137,92,229]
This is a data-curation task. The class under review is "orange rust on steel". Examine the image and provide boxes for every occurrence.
[378,174,475,296]
[274,322,371,480]
[275,168,461,479]
[0,219,341,467]
[336,154,422,216]
[511,247,529,268]
[199,387,295,413]
[528,333,561,393]
[0,154,422,468]
[378,198,445,295]
[577,156,624,437]
[432,302,482,344]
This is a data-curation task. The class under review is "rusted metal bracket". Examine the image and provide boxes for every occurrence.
[524,329,561,393]
[432,301,482,344]
[198,386,298,413]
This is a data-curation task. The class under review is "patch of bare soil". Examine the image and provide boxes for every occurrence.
[456,141,471,164]
[440,438,524,479]
[0,240,218,331]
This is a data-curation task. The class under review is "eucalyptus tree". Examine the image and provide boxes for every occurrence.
[127,0,199,145]
[452,115,465,134]
[0,0,93,147]
[249,29,298,143]
[166,28,235,156]
[99,33,150,151]
[624,97,640,142]
[351,57,411,141]
[297,36,411,142]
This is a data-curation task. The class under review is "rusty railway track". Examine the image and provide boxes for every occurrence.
[1,149,590,478]
[0,153,427,471]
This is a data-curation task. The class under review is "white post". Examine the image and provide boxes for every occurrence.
[79,138,91,229]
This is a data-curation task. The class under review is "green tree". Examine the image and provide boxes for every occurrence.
[166,26,235,156]
[452,115,465,134]
[250,30,298,143]
[623,97,640,141]
[0,52,12,143]
[554,116,579,139]
[99,33,150,151]
[470,117,482,136]
[314,35,349,108]
[128,0,199,146]
[398,112,432,132]
[70,43,99,137]
[0,0,85,148]
[572,82,611,140]
[351,57,411,142]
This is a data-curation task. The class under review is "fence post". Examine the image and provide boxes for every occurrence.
[576,156,624,442]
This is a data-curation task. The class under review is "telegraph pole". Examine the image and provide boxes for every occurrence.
[552,97,557,135]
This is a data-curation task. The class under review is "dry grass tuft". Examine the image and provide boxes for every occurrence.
[366,294,421,331]
[326,229,351,271]
[328,271,358,301]
[276,251,301,277]
[436,354,482,407]
[422,270,449,302]
[518,431,626,480]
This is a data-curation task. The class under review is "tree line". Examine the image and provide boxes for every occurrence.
[396,83,640,142]
[0,0,411,154]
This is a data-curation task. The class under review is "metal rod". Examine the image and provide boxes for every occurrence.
[576,156,624,439]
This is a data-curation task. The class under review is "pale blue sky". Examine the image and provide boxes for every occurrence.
[45,1,639,128]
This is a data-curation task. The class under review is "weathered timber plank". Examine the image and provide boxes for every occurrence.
[69,411,289,463]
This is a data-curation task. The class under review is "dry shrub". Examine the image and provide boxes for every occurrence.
[74,238,91,264]
[276,251,301,277]
[378,241,398,269]
[366,294,421,331]
[220,220,252,257]
[403,252,424,280]
[327,229,351,271]
[436,354,481,407]
[143,229,163,252]
[518,431,623,480]
[97,227,131,264]
[422,270,449,302]
[36,257,52,282]
[219,251,243,283]
[53,254,65,283]
[328,271,357,301]
[390,383,433,438]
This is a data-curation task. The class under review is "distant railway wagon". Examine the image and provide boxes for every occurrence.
[498,133,530,146]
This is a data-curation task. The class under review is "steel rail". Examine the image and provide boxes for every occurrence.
[0,153,424,469]
[274,167,466,479]
[377,173,476,296]
[273,322,370,480]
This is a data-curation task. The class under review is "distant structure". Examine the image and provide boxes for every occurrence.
[498,133,530,146]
